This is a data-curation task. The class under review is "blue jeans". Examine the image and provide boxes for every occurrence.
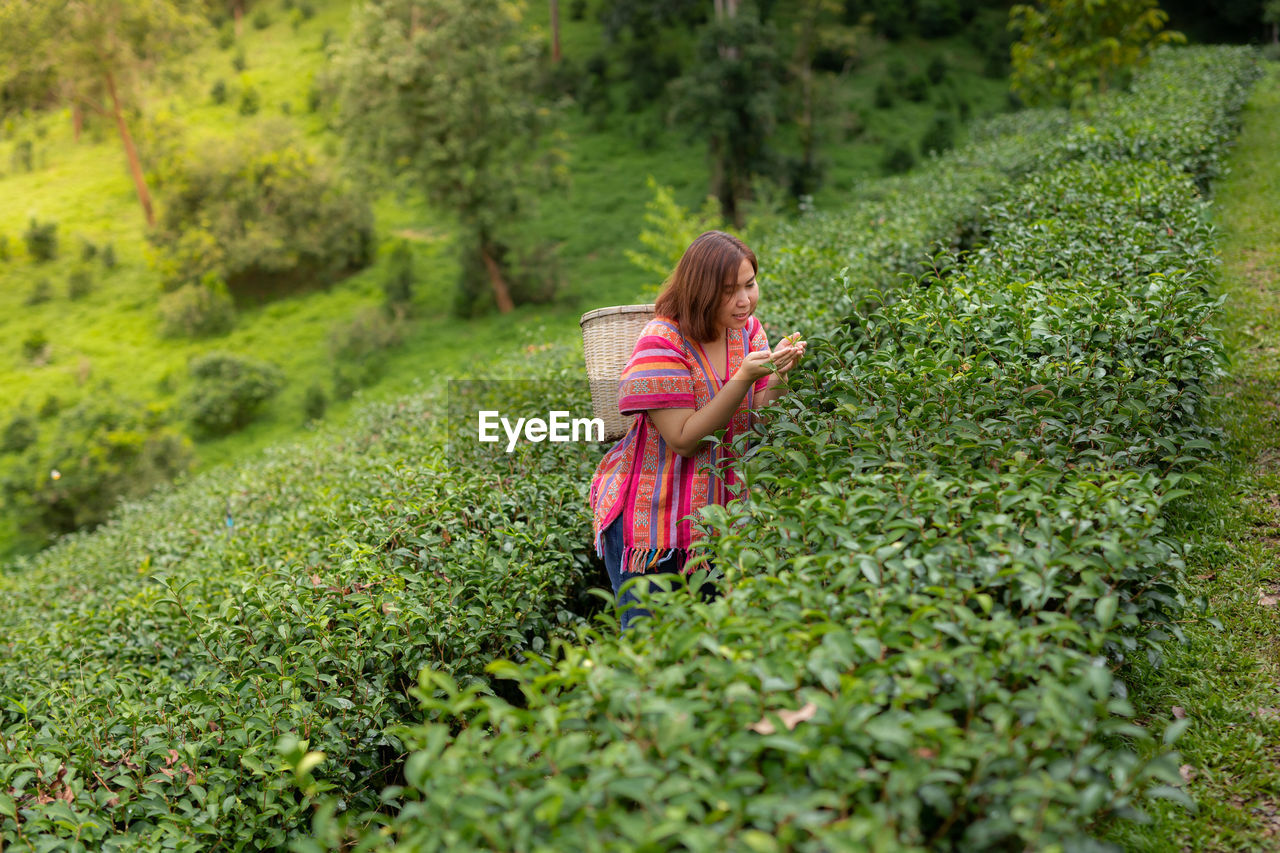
[600,513,718,632]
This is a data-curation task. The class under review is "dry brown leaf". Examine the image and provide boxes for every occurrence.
[1172,706,1187,719]
[1260,591,1280,607]
[748,701,818,735]
[1251,708,1280,721]
[1180,764,1196,783]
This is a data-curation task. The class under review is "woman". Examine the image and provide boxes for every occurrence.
[588,230,806,632]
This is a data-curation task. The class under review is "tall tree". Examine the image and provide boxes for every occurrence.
[550,0,561,61]
[1265,0,1280,42]
[0,0,205,227]
[1009,0,1184,106]
[669,3,785,228]
[787,0,866,198]
[334,0,566,315]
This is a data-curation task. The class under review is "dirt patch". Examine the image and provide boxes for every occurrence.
[1235,247,1280,291]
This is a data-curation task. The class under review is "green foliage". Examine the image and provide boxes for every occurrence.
[22,216,57,262]
[302,382,327,423]
[903,71,930,101]
[148,121,374,300]
[328,306,406,394]
[100,241,116,270]
[881,141,916,173]
[382,240,414,312]
[67,266,93,301]
[0,233,9,261]
[624,176,726,292]
[157,276,237,338]
[334,0,566,316]
[0,396,192,539]
[79,237,97,262]
[232,45,247,71]
[20,330,48,363]
[317,47,1258,853]
[917,0,962,37]
[926,54,948,84]
[0,413,36,454]
[873,78,894,108]
[0,42,1260,853]
[1010,0,1186,106]
[669,8,786,227]
[251,8,270,30]
[238,79,260,115]
[9,138,33,172]
[210,77,228,104]
[23,279,52,307]
[920,111,957,155]
[181,351,283,437]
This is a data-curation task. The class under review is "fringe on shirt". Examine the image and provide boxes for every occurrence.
[621,546,690,575]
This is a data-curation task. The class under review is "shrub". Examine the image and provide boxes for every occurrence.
[37,394,60,419]
[10,138,33,172]
[927,55,948,84]
[329,305,405,391]
[873,79,894,109]
[881,142,916,174]
[157,277,237,338]
[217,25,235,50]
[920,111,957,155]
[303,383,327,423]
[252,8,270,29]
[1,413,36,454]
[238,82,260,115]
[299,2,315,21]
[181,351,283,437]
[79,238,97,262]
[100,242,116,270]
[24,279,52,306]
[0,233,9,261]
[210,78,228,104]
[904,73,930,102]
[232,46,247,72]
[23,217,57,261]
[0,397,192,539]
[382,239,415,311]
[149,122,375,301]
[21,329,49,362]
[917,0,962,38]
[67,266,93,300]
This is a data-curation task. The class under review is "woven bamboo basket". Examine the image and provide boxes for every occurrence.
[580,303,656,442]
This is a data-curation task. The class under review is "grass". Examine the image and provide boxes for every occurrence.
[0,0,1011,559]
[1107,60,1280,851]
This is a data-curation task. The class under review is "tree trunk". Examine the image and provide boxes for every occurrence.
[480,242,515,313]
[234,1,244,38]
[104,67,155,228]
[550,0,561,62]
[711,135,739,228]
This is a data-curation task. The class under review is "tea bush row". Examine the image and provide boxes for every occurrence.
[0,46,1257,853]
[316,47,1259,852]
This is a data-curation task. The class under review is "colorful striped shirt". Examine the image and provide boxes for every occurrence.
[588,314,771,574]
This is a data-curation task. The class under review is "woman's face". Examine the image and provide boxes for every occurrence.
[715,257,758,338]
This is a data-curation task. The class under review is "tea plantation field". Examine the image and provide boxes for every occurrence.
[0,46,1264,851]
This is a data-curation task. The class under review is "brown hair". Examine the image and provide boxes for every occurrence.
[653,230,757,343]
